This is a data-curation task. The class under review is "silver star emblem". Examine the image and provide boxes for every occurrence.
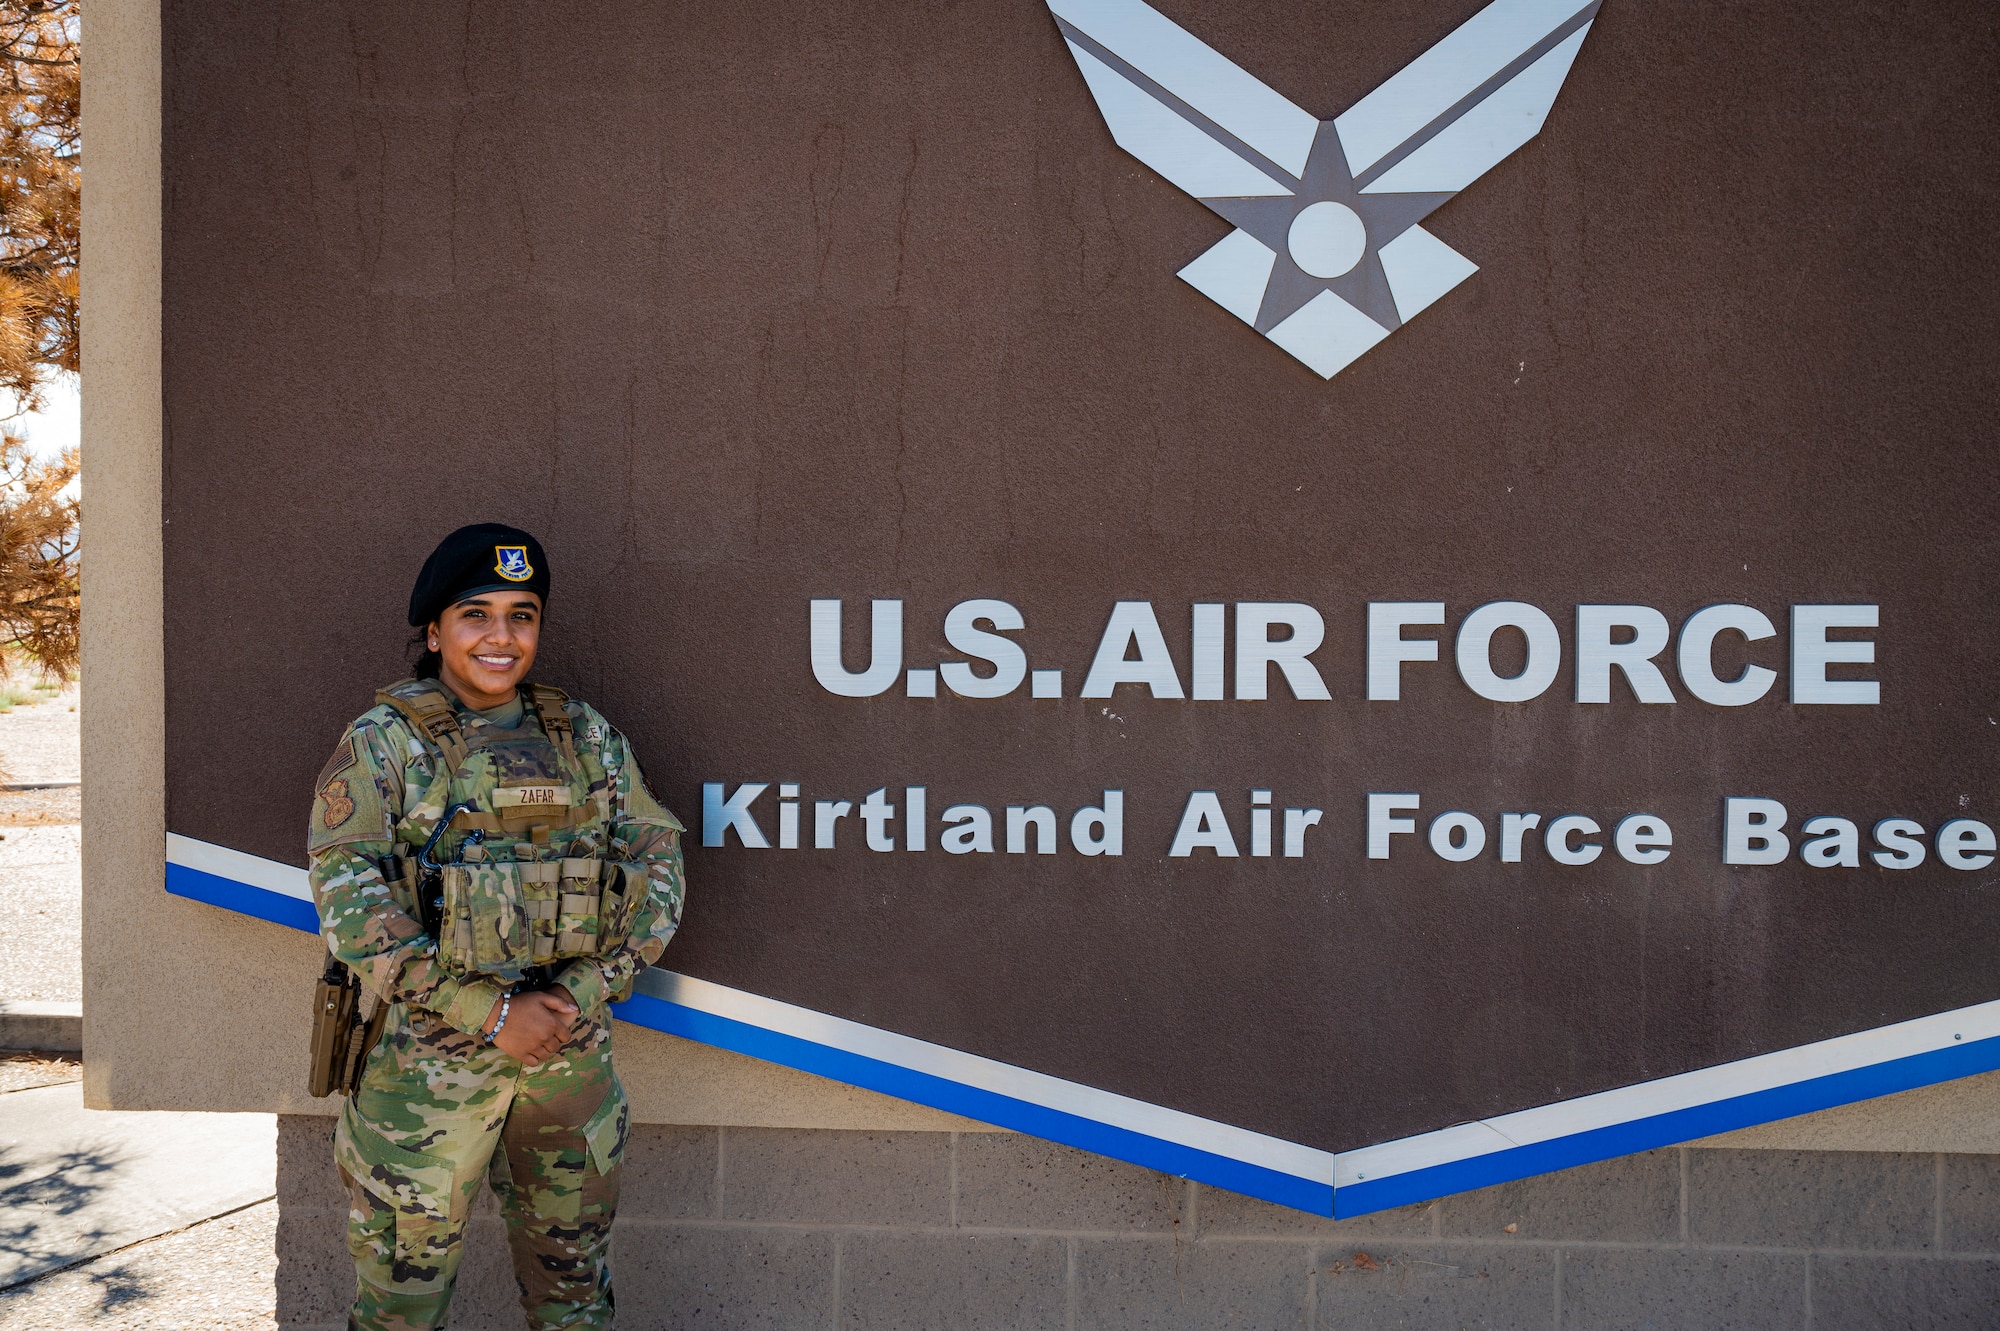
[1050,0,1603,377]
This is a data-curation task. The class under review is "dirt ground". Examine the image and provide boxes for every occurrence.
[0,686,81,1003]
[0,684,282,1329]
[0,783,79,826]
[0,679,78,785]
[0,1051,80,1094]
[0,823,82,1002]
[0,680,79,829]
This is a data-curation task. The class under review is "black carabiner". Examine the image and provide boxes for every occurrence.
[419,802,481,872]
[417,802,484,941]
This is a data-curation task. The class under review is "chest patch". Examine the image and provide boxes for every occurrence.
[493,785,573,810]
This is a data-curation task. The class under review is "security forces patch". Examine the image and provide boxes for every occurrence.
[320,778,357,828]
[495,545,534,582]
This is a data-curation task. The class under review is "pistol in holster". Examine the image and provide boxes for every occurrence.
[307,847,413,1099]
[309,953,388,1098]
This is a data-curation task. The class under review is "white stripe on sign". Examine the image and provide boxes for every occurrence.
[634,968,1337,1185]
[167,833,313,901]
[1335,996,2000,1188]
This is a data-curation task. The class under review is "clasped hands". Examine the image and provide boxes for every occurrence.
[482,986,579,1065]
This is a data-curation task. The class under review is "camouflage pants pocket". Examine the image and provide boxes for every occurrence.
[508,1075,625,1227]
[492,1066,625,1325]
[335,1101,462,1295]
[579,1073,628,1179]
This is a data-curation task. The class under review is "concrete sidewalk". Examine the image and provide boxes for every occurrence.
[0,690,280,1324]
[0,1197,277,1330]
[0,1080,276,1289]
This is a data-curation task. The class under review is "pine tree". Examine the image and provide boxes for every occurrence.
[0,2,76,678]
[0,1,76,408]
[0,430,75,677]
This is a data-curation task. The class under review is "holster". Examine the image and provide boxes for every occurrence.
[308,955,357,1098]
[308,954,389,1098]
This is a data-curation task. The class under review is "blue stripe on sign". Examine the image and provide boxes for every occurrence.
[158,837,2000,1222]
[159,848,1329,1214]
[1334,1033,2000,1217]
[166,862,320,934]
[612,991,1335,1216]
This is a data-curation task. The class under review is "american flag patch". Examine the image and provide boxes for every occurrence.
[317,736,356,790]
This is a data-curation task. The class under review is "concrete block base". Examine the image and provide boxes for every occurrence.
[275,1117,2000,1328]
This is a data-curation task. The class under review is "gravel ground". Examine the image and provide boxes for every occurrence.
[0,682,79,786]
[0,1052,81,1094]
[0,687,81,1002]
[0,785,79,826]
[0,824,80,1002]
[0,1199,278,1329]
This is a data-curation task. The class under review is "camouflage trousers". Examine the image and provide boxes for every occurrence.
[334,1003,630,1331]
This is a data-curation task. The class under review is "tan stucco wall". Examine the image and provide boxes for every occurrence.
[1691,1067,2000,1155]
[78,0,2000,1155]
[80,0,163,1113]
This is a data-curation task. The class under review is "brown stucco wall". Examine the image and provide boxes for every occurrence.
[82,0,982,1134]
[149,0,2000,1155]
[84,6,2000,1322]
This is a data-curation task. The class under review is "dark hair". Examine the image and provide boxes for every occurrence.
[408,627,440,680]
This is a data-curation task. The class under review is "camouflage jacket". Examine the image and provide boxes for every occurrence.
[307,679,685,1038]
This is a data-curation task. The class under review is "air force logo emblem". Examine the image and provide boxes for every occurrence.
[494,545,534,582]
[1048,0,1601,378]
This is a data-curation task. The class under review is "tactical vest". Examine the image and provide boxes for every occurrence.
[376,678,647,983]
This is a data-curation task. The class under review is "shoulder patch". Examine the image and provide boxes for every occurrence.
[308,729,392,854]
[317,736,357,790]
[320,777,357,828]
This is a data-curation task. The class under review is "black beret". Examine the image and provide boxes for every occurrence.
[407,524,550,627]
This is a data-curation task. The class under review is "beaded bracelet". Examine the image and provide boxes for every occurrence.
[486,994,512,1045]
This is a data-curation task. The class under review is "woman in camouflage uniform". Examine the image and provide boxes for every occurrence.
[308,523,686,1331]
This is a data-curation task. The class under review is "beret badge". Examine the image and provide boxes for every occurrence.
[494,546,534,582]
